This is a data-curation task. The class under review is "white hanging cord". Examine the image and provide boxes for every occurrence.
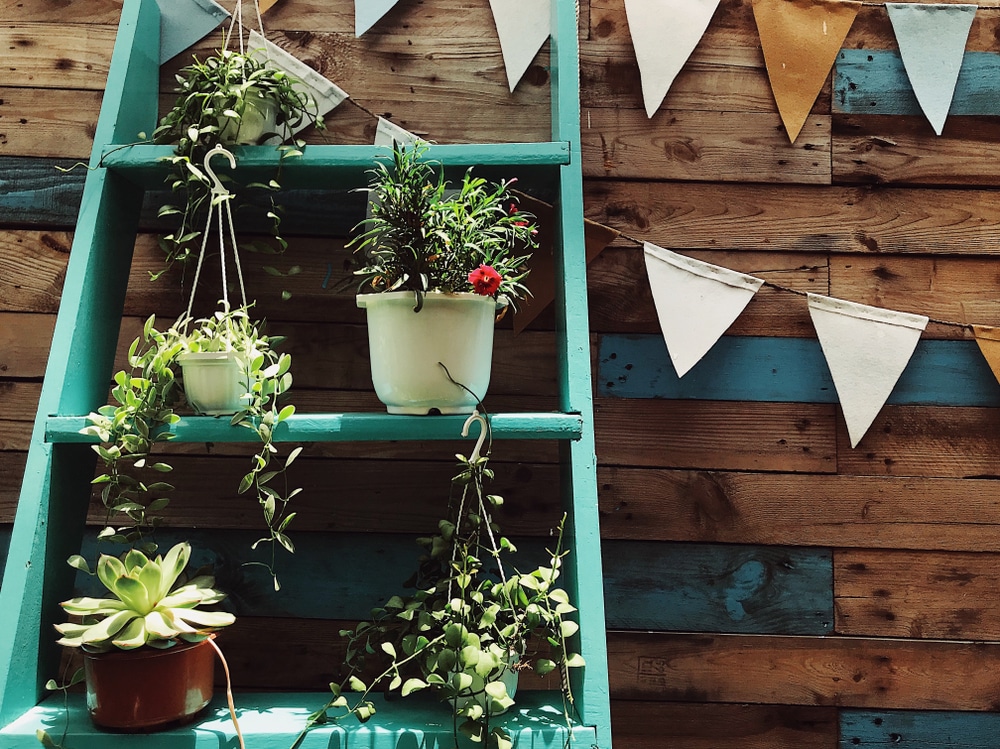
[460,412,508,586]
[181,145,248,324]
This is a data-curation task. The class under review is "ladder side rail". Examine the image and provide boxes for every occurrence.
[0,0,161,725]
[549,1,613,746]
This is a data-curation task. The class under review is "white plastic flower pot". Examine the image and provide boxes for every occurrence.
[177,351,248,415]
[357,291,498,415]
[219,89,278,145]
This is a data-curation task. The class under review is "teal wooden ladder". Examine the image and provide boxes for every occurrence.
[0,2,612,747]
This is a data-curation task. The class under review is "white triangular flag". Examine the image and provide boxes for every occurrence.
[488,0,551,91]
[248,30,349,139]
[886,3,976,135]
[808,294,927,448]
[625,0,720,118]
[643,243,764,378]
[374,117,421,148]
[356,0,401,36]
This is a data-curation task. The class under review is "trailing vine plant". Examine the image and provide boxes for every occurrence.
[80,304,301,588]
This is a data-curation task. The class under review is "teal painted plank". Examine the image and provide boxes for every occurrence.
[59,530,830,635]
[0,158,85,228]
[834,49,1000,115]
[841,709,1000,748]
[0,691,594,749]
[45,411,584,444]
[598,335,1000,406]
[603,542,833,635]
[102,142,571,190]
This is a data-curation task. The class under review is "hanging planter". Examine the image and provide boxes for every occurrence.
[358,291,499,415]
[177,350,249,415]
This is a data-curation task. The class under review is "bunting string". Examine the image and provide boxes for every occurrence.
[612,230,976,332]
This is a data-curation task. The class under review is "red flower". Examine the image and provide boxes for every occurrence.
[468,264,502,296]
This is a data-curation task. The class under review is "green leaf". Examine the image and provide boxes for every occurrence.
[535,658,557,675]
[348,676,367,693]
[401,678,428,696]
[66,555,92,574]
[381,641,396,658]
[564,652,586,668]
[560,619,579,638]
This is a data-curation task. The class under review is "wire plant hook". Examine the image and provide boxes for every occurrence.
[204,144,237,198]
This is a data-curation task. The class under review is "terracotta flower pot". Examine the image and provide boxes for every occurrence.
[83,638,216,730]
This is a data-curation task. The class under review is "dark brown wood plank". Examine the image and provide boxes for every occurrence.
[836,405,1000,478]
[0,24,115,90]
[0,87,101,159]
[833,115,1000,186]
[607,631,1000,710]
[581,108,830,184]
[594,399,838,472]
[599,468,1000,552]
[584,179,1000,255]
[836,549,1000,640]
[609,701,838,749]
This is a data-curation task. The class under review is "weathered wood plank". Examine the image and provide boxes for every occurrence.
[835,51,1000,117]
[44,526,830,635]
[841,709,1000,749]
[835,550,1000,640]
[581,108,831,184]
[0,1,123,23]
[607,631,1000,710]
[0,312,560,396]
[598,468,1000,552]
[611,702,838,749]
[832,115,1000,185]
[0,158,85,227]
[598,335,1000,406]
[604,542,833,634]
[0,88,102,159]
[836,405,1000,478]
[583,180,1000,254]
[594,399,838,472]
[0,24,115,90]
[830,255,1000,335]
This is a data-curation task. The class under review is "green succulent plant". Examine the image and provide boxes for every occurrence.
[55,542,235,652]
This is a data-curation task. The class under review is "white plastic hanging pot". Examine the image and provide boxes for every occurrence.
[219,89,278,145]
[177,351,249,415]
[357,291,499,415]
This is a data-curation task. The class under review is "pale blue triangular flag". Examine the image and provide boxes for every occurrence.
[643,243,764,378]
[886,3,977,135]
[157,0,229,64]
[625,0,720,118]
[808,294,927,448]
[489,0,551,91]
[356,0,402,36]
[374,117,421,148]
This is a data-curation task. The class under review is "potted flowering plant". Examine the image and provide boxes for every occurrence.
[351,142,538,415]
[52,542,235,731]
[299,414,584,749]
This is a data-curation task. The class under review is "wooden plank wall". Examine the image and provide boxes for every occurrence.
[5,0,1000,746]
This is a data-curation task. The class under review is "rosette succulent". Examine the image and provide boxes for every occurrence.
[55,542,235,652]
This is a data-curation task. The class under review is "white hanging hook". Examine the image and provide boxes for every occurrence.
[461,410,489,462]
[203,145,237,197]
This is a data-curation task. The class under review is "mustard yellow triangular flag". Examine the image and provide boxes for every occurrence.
[259,0,281,13]
[752,0,861,143]
[974,325,1000,386]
